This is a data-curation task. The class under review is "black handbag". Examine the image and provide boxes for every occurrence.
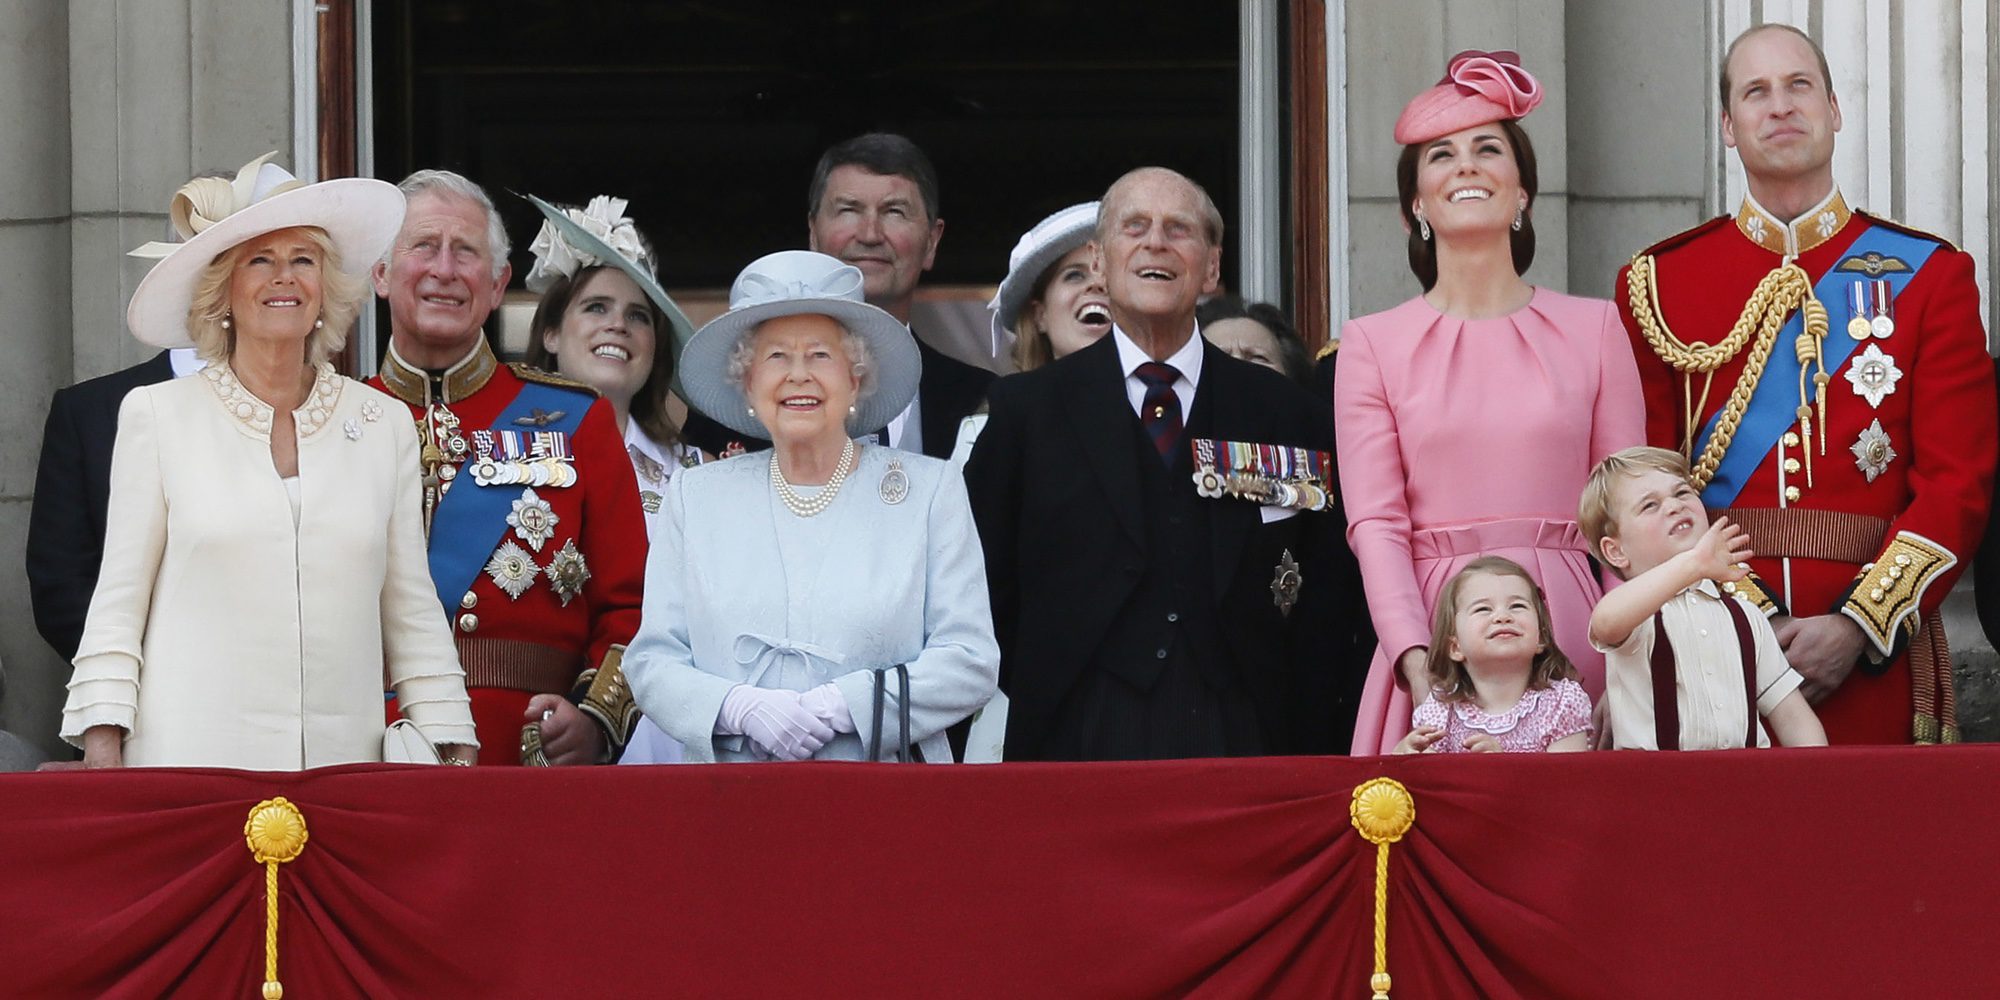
[868,664,919,762]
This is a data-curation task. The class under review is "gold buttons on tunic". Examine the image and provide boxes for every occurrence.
[1782,458,1801,474]
[1783,431,1801,447]
[460,592,478,610]
[458,613,479,633]
[1784,486,1802,502]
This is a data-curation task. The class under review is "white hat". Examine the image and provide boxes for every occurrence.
[988,201,1100,353]
[523,193,697,366]
[125,152,406,349]
[679,250,921,440]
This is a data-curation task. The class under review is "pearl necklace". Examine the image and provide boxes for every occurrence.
[770,439,857,517]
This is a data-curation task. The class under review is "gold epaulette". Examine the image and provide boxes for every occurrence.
[576,644,640,761]
[1842,533,1956,658]
[1851,210,1960,254]
[1314,340,1339,362]
[1720,569,1782,618]
[508,362,602,397]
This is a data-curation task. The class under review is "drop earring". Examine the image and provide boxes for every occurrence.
[1417,215,1432,242]
[220,314,232,330]
[313,317,324,329]
[849,405,857,416]
[1512,206,1524,232]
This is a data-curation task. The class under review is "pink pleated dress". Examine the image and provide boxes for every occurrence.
[1335,289,1644,755]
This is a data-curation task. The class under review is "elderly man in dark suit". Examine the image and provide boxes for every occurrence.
[966,167,1366,761]
[683,132,993,458]
[27,350,193,661]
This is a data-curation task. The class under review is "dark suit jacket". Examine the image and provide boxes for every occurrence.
[1976,355,2000,647]
[964,335,1370,757]
[27,352,176,661]
[681,335,995,460]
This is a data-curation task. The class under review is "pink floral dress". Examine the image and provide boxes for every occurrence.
[1409,678,1592,753]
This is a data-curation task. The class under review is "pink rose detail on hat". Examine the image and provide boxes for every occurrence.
[1393,50,1544,146]
[125,152,406,349]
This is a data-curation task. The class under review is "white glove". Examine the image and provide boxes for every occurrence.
[717,685,834,761]
[798,683,856,734]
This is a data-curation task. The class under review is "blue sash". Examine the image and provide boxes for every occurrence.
[427,381,589,615]
[1695,224,1940,507]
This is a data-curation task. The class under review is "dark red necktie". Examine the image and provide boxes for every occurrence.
[1133,361,1183,463]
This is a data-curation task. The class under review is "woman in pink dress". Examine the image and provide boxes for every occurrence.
[1337,51,1644,754]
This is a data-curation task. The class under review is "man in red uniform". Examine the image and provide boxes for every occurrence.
[370,169,647,763]
[1617,24,1994,743]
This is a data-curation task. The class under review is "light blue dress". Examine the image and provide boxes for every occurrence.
[624,444,999,763]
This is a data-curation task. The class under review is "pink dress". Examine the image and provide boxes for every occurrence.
[1336,289,1643,754]
[1410,678,1593,753]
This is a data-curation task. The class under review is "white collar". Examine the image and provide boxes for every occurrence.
[167,348,207,378]
[1110,322,1205,386]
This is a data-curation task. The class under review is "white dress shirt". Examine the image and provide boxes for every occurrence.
[1594,580,1805,750]
[1111,323,1204,419]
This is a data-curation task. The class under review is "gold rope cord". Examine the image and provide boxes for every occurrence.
[244,798,309,1000]
[1350,778,1416,1000]
[1626,255,1823,491]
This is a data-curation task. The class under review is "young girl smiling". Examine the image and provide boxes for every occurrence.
[1395,557,1592,753]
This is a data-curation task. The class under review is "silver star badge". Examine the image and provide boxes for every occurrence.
[1843,344,1902,408]
[545,539,591,607]
[506,487,560,551]
[1850,419,1896,483]
[484,541,538,600]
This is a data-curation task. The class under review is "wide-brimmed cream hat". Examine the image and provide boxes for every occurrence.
[523,193,697,367]
[988,200,1100,353]
[125,152,406,349]
[679,250,921,440]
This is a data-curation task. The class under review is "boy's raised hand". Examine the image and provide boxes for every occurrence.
[1690,516,1753,584]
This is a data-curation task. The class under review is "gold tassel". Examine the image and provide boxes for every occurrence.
[1351,779,1417,1000]
[244,798,309,999]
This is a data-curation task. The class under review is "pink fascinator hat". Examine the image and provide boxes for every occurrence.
[1393,50,1543,145]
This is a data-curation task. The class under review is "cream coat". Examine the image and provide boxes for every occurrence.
[62,363,476,768]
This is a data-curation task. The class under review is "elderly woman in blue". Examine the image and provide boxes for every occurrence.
[624,250,999,762]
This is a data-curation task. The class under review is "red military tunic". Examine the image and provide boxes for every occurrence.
[1617,189,1995,743]
[372,338,648,762]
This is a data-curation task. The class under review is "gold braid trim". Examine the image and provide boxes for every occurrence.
[1626,255,1820,491]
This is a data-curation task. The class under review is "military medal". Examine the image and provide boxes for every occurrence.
[1845,281,1872,341]
[1844,343,1902,408]
[545,539,591,606]
[1851,419,1896,483]
[484,540,538,600]
[1869,279,1895,339]
[879,459,909,505]
[1269,548,1302,616]
[507,488,560,551]
[1190,439,1226,498]
[1187,438,1334,512]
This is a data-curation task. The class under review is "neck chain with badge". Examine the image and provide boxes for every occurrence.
[382,340,496,536]
[770,438,857,517]
[1624,192,1849,492]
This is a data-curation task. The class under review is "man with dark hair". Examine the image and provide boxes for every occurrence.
[1617,23,1995,744]
[684,132,993,459]
[967,167,1366,760]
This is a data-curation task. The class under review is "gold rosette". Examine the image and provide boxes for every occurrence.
[1350,778,1416,1000]
[243,798,309,999]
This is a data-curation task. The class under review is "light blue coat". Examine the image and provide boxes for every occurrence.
[625,445,998,763]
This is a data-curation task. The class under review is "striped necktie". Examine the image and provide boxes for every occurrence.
[1133,361,1183,464]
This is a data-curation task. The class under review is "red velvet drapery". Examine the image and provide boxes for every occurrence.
[4,748,1995,998]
